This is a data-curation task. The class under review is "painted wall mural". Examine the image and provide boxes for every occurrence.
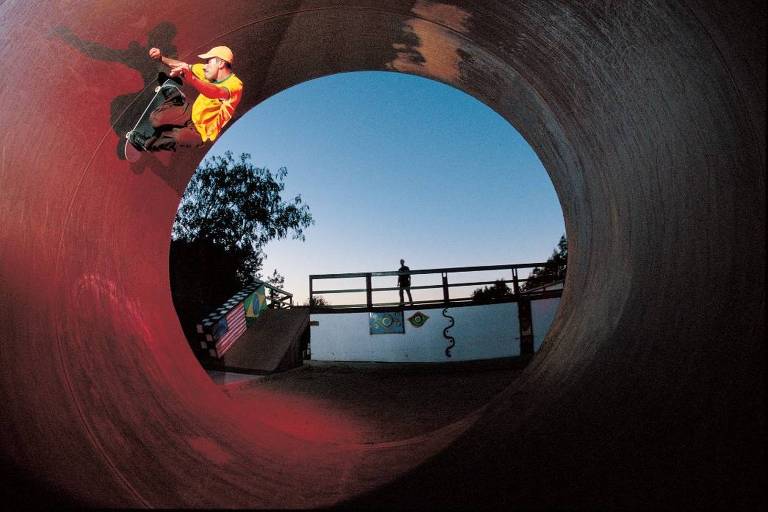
[369,311,405,334]
[407,311,429,327]
[243,285,268,326]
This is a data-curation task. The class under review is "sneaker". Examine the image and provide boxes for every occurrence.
[142,135,158,151]
[126,131,147,151]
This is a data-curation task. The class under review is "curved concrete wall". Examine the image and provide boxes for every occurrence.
[0,1,764,509]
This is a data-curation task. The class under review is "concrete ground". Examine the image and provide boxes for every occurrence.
[219,359,528,444]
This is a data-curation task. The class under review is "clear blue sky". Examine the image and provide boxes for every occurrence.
[201,71,565,305]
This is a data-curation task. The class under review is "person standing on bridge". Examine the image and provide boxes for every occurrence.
[398,259,414,307]
[130,45,243,153]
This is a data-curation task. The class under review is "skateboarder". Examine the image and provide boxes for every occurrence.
[127,45,243,157]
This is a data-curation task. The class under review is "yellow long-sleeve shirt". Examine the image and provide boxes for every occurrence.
[190,63,243,142]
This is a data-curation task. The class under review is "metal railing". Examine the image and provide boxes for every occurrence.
[309,262,563,312]
[260,280,294,309]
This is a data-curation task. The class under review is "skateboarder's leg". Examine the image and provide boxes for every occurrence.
[125,85,190,157]
[143,130,177,152]
[144,123,202,152]
[139,99,192,151]
[172,124,204,148]
[149,99,191,130]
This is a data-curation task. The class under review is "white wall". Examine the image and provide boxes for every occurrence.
[310,299,559,363]
[531,297,560,352]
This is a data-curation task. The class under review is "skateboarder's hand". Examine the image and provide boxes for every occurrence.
[169,62,191,78]
[149,47,162,60]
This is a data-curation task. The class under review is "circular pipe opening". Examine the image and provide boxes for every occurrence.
[1,2,763,509]
[168,69,566,446]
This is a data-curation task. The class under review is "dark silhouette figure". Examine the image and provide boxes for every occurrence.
[53,23,179,159]
[398,259,414,307]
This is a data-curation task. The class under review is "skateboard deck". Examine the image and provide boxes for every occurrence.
[123,79,185,162]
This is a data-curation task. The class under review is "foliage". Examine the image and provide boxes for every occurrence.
[522,234,567,291]
[471,279,513,304]
[265,269,286,308]
[170,152,312,346]
[305,296,328,307]
[172,151,313,286]
[265,268,286,289]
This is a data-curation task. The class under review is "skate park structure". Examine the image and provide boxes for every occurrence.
[0,1,765,509]
[307,263,563,362]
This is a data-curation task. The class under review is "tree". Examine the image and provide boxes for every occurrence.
[265,268,286,289]
[172,151,313,286]
[304,296,328,308]
[522,234,567,291]
[471,279,513,304]
[170,152,313,343]
[265,269,286,308]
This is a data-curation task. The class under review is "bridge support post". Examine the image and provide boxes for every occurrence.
[512,268,521,295]
[365,273,372,309]
[441,273,449,304]
[518,298,534,355]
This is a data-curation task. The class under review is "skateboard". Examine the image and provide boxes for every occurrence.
[123,78,185,162]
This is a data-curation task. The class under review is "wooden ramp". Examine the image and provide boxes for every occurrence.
[218,308,309,374]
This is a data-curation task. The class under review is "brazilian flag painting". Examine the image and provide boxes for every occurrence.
[369,311,405,335]
[243,285,268,326]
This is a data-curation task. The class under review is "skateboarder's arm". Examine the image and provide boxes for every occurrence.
[157,50,231,100]
[149,47,186,70]
[160,55,187,69]
[168,62,231,100]
[185,72,231,100]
